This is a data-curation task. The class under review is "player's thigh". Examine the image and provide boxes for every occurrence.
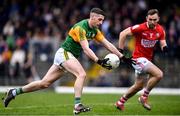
[53,47,86,78]
[146,62,163,77]
[62,58,86,78]
[41,64,64,84]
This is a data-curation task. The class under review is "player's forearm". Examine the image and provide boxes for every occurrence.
[160,40,167,51]
[118,31,126,49]
[83,48,98,62]
[119,27,131,49]
[106,43,123,58]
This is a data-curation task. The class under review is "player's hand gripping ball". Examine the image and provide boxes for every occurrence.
[104,53,120,69]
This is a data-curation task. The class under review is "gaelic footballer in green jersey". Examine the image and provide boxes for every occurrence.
[3,8,133,115]
[61,19,104,58]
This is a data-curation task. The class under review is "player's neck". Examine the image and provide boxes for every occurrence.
[88,19,93,29]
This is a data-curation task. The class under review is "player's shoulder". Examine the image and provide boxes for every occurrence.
[131,22,146,30]
[140,22,148,28]
[156,24,164,30]
[74,19,88,28]
[156,24,165,33]
[75,19,98,31]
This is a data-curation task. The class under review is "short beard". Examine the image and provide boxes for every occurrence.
[148,24,155,29]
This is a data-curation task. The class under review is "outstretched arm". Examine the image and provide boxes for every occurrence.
[80,39,112,70]
[100,36,136,65]
[100,38,123,58]
[80,39,99,62]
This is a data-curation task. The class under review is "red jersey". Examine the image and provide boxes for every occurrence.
[130,22,165,61]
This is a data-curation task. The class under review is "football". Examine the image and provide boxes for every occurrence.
[104,53,120,69]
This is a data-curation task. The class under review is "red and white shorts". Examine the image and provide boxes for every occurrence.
[132,57,153,76]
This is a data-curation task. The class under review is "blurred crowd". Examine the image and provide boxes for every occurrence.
[0,0,179,87]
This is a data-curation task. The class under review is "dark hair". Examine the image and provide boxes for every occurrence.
[90,8,105,16]
[147,9,159,16]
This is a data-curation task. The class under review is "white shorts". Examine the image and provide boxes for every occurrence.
[132,57,153,76]
[53,48,76,68]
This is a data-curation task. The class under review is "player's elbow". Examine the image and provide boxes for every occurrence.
[119,27,131,38]
[119,31,125,38]
[119,32,127,41]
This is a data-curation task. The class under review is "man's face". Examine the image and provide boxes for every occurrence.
[146,13,159,29]
[91,13,105,28]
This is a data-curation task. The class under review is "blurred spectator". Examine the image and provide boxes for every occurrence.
[3,21,14,36]
[0,35,11,85]
[10,46,25,78]
[23,51,39,83]
[31,28,53,62]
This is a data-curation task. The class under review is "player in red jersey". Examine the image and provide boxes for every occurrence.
[115,9,168,111]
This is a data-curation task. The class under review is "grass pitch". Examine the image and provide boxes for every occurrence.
[0,91,180,115]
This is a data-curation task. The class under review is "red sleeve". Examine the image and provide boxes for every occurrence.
[130,24,143,34]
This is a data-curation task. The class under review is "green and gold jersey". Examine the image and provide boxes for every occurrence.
[61,19,105,58]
